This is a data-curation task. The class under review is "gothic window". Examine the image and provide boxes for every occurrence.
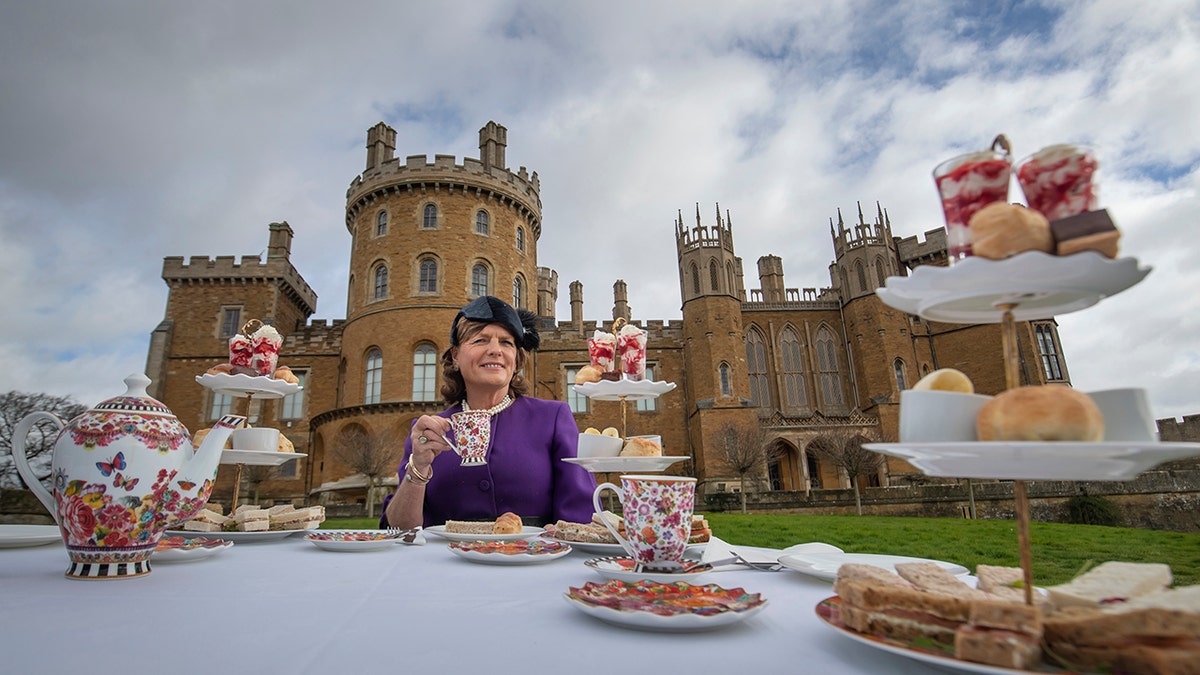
[806,452,823,489]
[516,226,525,252]
[745,328,770,408]
[373,264,388,300]
[565,367,590,413]
[726,262,735,297]
[718,362,732,397]
[512,275,524,309]
[471,264,489,296]
[894,357,908,391]
[875,257,886,287]
[815,327,844,406]
[690,263,700,295]
[412,343,437,402]
[220,306,242,338]
[364,348,383,404]
[419,258,438,293]
[636,366,658,411]
[709,260,719,292]
[779,327,807,407]
[1035,323,1064,381]
[856,261,867,293]
[475,210,489,235]
[280,370,307,419]
[376,210,388,236]
[209,392,233,421]
[422,203,437,229]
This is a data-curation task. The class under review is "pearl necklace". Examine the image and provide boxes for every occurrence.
[462,394,513,416]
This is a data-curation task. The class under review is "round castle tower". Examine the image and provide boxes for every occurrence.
[339,121,547,407]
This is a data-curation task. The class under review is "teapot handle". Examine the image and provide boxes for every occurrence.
[10,412,64,522]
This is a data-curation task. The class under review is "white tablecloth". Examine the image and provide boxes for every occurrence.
[2,534,945,674]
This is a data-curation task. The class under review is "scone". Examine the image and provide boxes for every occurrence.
[621,437,662,457]
[492,512,522,535]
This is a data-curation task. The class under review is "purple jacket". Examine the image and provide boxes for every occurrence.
[381,396,597,527]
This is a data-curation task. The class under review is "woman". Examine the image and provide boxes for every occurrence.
[381,296,596,529]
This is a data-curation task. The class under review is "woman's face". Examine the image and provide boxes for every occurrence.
[454,323,518,394]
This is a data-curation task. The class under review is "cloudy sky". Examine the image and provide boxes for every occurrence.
[1,0,1198,422]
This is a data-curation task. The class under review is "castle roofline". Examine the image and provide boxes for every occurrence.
[162,254,318,316]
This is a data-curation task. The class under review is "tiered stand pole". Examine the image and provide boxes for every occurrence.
[998,302,1035,606]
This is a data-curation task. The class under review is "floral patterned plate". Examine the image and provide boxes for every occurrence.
[448,539,573,564]
[584,556,713,584]
[151,536,233,563]
[564,580,767,632]
[305,530,404,552]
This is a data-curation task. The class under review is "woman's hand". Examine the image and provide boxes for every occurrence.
[409,414,454,471]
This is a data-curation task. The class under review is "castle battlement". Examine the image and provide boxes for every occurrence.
[675,204,735,255]
[543,318,685,341]
[283,318,345,355]
[744,286,841,311]
[162,254,318,315]
[896,228,948,268]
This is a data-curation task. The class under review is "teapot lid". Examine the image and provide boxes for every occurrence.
[91,373,174,416]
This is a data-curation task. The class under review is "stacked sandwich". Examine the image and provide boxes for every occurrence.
[266,504,325,531]
[444,512,522,535]
[180,503,324,533]
[831,560,1199,674]
[546,511,711,545]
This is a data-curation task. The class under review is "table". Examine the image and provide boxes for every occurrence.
[2,535,947,675]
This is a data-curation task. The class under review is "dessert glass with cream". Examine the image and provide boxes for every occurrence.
[1016,144,1098,221]
[250,325,283,376]
[933,137,1013,261]
[617,324,647,381]
[586,329,616,373]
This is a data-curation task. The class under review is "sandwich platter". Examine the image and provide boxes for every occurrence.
[152,535,233,563]
[778,552,968,581]
[422,525,544,543]
[815,596,1082,675]
[165,529,301,543]
[305,530,405,552]
[447,539,572,564]
[564,579,768,632]
[540,534,707,557]
[0,524,62,549]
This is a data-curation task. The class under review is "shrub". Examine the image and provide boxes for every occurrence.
[1066,494,1123,527]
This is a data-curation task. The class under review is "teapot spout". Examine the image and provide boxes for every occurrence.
[172,414,245,516]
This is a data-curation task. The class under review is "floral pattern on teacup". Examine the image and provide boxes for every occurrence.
[621,478,695,567]
[450,411,492,465]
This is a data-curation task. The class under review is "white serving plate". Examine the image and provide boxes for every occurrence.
[865,441,1200,481]
[220,449,307,466]
[447,540,573,564]
[165,529,302,543]
[572,379,677,401]
[0,524,62,549]
[152,536,233,563]
[194,372,302,399]
[875,251,1149,323]
[816,596,1068,675]
[422,525,544,543]
[778,552,968,581]
[561,456,688,473]
[584,556,713,584]
[564,580,768,632]
[304,530,404,552]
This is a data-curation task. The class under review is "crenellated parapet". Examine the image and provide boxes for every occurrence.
[284,318,346,355]
[539,318,686,343]
[346,125,542,240]
[896,228,948,269]
[162,254,318,316]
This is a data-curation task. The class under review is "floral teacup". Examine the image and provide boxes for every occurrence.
[592,475,696,570]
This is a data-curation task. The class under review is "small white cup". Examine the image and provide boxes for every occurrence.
[899,390,992,443]
[577,433,623,458]
[1088,388,1157,442]
[231,427,281,453]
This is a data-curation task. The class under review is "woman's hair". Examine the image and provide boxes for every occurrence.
[440,319,530,404]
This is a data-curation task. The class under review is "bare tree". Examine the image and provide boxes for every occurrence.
[809,426,886,515]
[332,426,404,518]
[240,464,277,507]
[0,392,87,490]
[712,422,778,514]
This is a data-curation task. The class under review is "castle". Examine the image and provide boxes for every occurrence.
[145,121,1071,509]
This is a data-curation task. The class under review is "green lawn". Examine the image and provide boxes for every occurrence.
[326,513,1199,586]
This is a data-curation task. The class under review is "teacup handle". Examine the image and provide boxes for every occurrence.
[591,482,633,558]
[10,412,64,522]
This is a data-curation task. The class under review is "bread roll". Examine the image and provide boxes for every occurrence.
[620,437,662,457]
[574,365,603,385]
[969,202,1053,260]
[976,385,1103,442]
[273,366,300,384]
[492,512,522,535]
[913,368,975,393]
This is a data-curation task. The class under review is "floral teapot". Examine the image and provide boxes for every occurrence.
[10,373,243,579]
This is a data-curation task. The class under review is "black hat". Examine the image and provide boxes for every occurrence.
[450,296,540,351]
